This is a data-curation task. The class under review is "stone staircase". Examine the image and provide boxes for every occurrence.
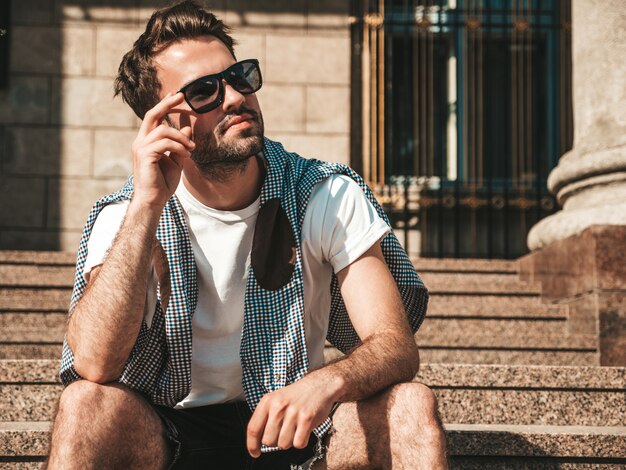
[1,251,625,468]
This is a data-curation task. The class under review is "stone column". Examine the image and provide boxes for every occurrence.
[527,0,626,250]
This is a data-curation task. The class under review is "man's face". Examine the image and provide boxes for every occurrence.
[154,36,264,178]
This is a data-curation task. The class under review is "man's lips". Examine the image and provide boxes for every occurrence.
[224,114,254,131]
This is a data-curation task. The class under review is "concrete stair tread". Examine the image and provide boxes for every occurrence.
[1,422,624,459]
[422,276,542,295]
[416,332,597,350]
[0,290,71,312]
[0,252,74,266]
[0,266,74,288]
[411,258,519,273]
[445,424,626,458]
[427,295,567,317]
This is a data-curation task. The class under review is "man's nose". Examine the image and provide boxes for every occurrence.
[222,79,246,112]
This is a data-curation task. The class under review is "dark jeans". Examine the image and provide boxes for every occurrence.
[153,401,319,470]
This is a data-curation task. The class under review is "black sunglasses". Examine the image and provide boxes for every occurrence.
[178,59,262,114]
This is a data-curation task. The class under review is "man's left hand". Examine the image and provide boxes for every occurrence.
[246,374,340,457]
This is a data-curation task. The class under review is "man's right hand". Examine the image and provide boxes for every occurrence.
[131,92,195,209]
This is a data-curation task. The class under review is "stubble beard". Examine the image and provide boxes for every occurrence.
[191,106,265,182]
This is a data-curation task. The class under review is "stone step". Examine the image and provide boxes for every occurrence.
[420,317,567,337]
[446,424,626,463]
[411,258,519,273]
[0,289,71,312]
[0,315,569,346]
[1,422,624,467]
[1,252,518,273]
[427,294,567,318]
[3,361,623,426]
[421,274,541,295]
[0,265,74,288]
[0,252,74,265]
[418,349,599,366]
[0,265,537,295]
[0,346,62,361]
[325,342,599,366]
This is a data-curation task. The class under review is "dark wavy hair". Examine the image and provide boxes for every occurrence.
[114,0,236,118]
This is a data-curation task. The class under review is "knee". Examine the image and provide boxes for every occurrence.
[388,382,443,433]
[57,380,137,426]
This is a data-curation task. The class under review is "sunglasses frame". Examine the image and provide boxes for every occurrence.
[178,59,262,114]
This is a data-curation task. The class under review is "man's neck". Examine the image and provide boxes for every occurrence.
[181,156,265,211]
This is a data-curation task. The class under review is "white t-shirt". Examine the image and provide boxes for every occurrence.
[84,174,389,408]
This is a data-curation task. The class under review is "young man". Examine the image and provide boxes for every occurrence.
[46,1,448,469]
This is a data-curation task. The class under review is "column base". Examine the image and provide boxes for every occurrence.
[520,225,626,366]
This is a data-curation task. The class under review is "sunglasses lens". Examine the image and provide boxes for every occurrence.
[226,61,262,94]
[185,78,220,112]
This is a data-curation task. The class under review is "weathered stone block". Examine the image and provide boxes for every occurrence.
[93,129,136,177]
[257,84,305,133]
[0,177,46,228]
[55,0,139,24]
[11,0,54,24]
[223,0,305,28]
[0,77,50,125]
[51,77,135,127]
[4,127,91,177]
[139,0,227,22]
[267,132,349,165]
[0,230,60,251]
[233,31,265,65]
[306,86,349,134]
[265,34,350,85]
[95,26,143,78]
[306,0,351,30]
[46,177,126,230]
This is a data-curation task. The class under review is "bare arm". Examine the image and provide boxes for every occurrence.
[247,241,418,455]
[66,92,195,383]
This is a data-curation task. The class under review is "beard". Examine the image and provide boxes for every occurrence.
[190,105,265,182]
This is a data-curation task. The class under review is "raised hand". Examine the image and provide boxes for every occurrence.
[131,92,196,209]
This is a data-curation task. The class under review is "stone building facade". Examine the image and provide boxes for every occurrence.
[0,0,351,251]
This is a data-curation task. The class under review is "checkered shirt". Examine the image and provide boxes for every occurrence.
[60,137,429,447]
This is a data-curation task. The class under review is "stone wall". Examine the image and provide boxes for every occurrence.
[0,0,351,251]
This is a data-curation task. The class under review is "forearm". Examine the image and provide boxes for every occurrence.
[309,329,420,404]
[66,200,162,383]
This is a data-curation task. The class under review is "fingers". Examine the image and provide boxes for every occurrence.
[139,92,186,138]
[247,402,269,458]
[142,124,195,152]
[148,138,193,160]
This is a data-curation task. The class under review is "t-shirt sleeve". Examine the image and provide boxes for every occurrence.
[82,200,158,328]
[83,201,130,283]
[302,174,391,273]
